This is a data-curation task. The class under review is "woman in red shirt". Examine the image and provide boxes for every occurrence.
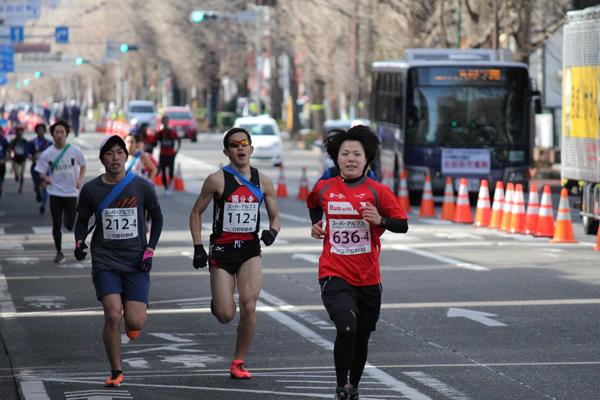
[307,125,408,400]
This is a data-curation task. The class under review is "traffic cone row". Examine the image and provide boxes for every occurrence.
[410,173,586,247]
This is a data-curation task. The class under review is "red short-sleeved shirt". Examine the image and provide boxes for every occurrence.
[307,176,408,286]
[156,128,178,156]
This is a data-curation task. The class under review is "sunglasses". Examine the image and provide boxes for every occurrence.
[228,139,251,148]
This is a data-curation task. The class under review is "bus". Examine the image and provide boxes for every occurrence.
[370,48,540,200]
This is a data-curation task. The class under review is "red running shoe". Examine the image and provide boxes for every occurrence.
[230,359,252,379]
[125,327,141,340]
[104,370,123,387]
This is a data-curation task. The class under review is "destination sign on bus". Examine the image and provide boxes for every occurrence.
[434,69,502,81]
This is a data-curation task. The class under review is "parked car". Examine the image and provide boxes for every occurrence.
[163,106,198,142]
[233,115,283,166]
[126,100,157,130]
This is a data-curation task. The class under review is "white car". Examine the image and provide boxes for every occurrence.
[233,115,283,166]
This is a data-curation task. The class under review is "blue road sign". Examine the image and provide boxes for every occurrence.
[10,26,24,43]
[0,46,14,72]
[55,26,68,44]
[0,72,7,86]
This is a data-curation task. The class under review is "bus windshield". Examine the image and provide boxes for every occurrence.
[405,66,528,148]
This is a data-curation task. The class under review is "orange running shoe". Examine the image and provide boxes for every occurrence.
[125,327,141,340]
[230,359,252,379]
[104,370,123,387]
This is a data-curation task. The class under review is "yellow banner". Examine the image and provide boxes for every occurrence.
[563,66,599,139]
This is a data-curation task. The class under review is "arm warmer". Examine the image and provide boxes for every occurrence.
[309,207,324,225]
[147,206,163,249]
[379,217,409,233]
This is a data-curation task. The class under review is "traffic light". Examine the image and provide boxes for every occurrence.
[34,71,42,78]
[190,10,218,23]
[120,43,139,53]
[23,79,31,86]
[75,57,84,65]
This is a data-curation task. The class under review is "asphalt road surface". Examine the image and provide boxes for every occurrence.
[0,133,599,400]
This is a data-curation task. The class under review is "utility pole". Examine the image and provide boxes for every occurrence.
[254,6,264,115]
[492,0,499,51]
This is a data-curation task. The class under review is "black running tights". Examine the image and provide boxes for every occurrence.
[333,310,372,388]
[49,195,77,252]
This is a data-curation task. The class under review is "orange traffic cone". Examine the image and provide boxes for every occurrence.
[453,178,472,223]
[276,164,288,198]
[419,174,435,218]
[489,181,504,229]
[173,163,185,192]
[525,183,540,235]
[535,185,554,238]
[551,188,577,243]
[474,179,491,227]
[594,226,600,251]
[440,177,455,221]
[398,169,411,212]
[297,166,309,201]
[153,173,163,186]
[510,183,526,234]
[500,182,514,232]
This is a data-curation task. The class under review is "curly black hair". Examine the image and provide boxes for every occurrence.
[324,125,380,173]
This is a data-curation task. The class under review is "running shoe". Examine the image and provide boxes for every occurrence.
[347,387,359,400]
[230,359,252,379]
[335,387,349,400]
[104,370,123,387]
[53,251,65,263]
[125,327,141,340]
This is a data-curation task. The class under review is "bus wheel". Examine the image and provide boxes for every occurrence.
[409,190,421,206]
[582,215,599,235]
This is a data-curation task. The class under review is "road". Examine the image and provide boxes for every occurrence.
[0,132,599,400]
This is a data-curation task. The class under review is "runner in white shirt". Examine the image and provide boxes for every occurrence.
[35,120,86,263]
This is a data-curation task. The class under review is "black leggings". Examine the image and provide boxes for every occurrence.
[333,310,372,388]
[159,154,175,189]
[49,195,77,252]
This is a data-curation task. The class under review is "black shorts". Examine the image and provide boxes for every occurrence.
[209,238,261,275]
[319,276,382,332]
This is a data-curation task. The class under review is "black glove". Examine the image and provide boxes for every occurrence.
[74,241,88,261]
[260,228,278,246]
[193,244,208,269]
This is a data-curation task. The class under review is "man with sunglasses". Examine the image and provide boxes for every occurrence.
[189,127,281,379]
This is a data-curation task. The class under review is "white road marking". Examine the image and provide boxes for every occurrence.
[31,226,52,234]
[259,290,433,400]
[8,297,600,319]
[20,380,51,400]
[0,265,16,313]
[123,357,150,369]
[447,307,507,327]
[291,253,320,263]
[391,244,490,271]
[64,389,133,398]
[404,371,472,400]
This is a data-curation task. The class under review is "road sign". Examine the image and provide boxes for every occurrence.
[0,46,14,73]
[0,1,41,24]
[55,26,68,43]
[0,73,7,86]
[10,26,24,43]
